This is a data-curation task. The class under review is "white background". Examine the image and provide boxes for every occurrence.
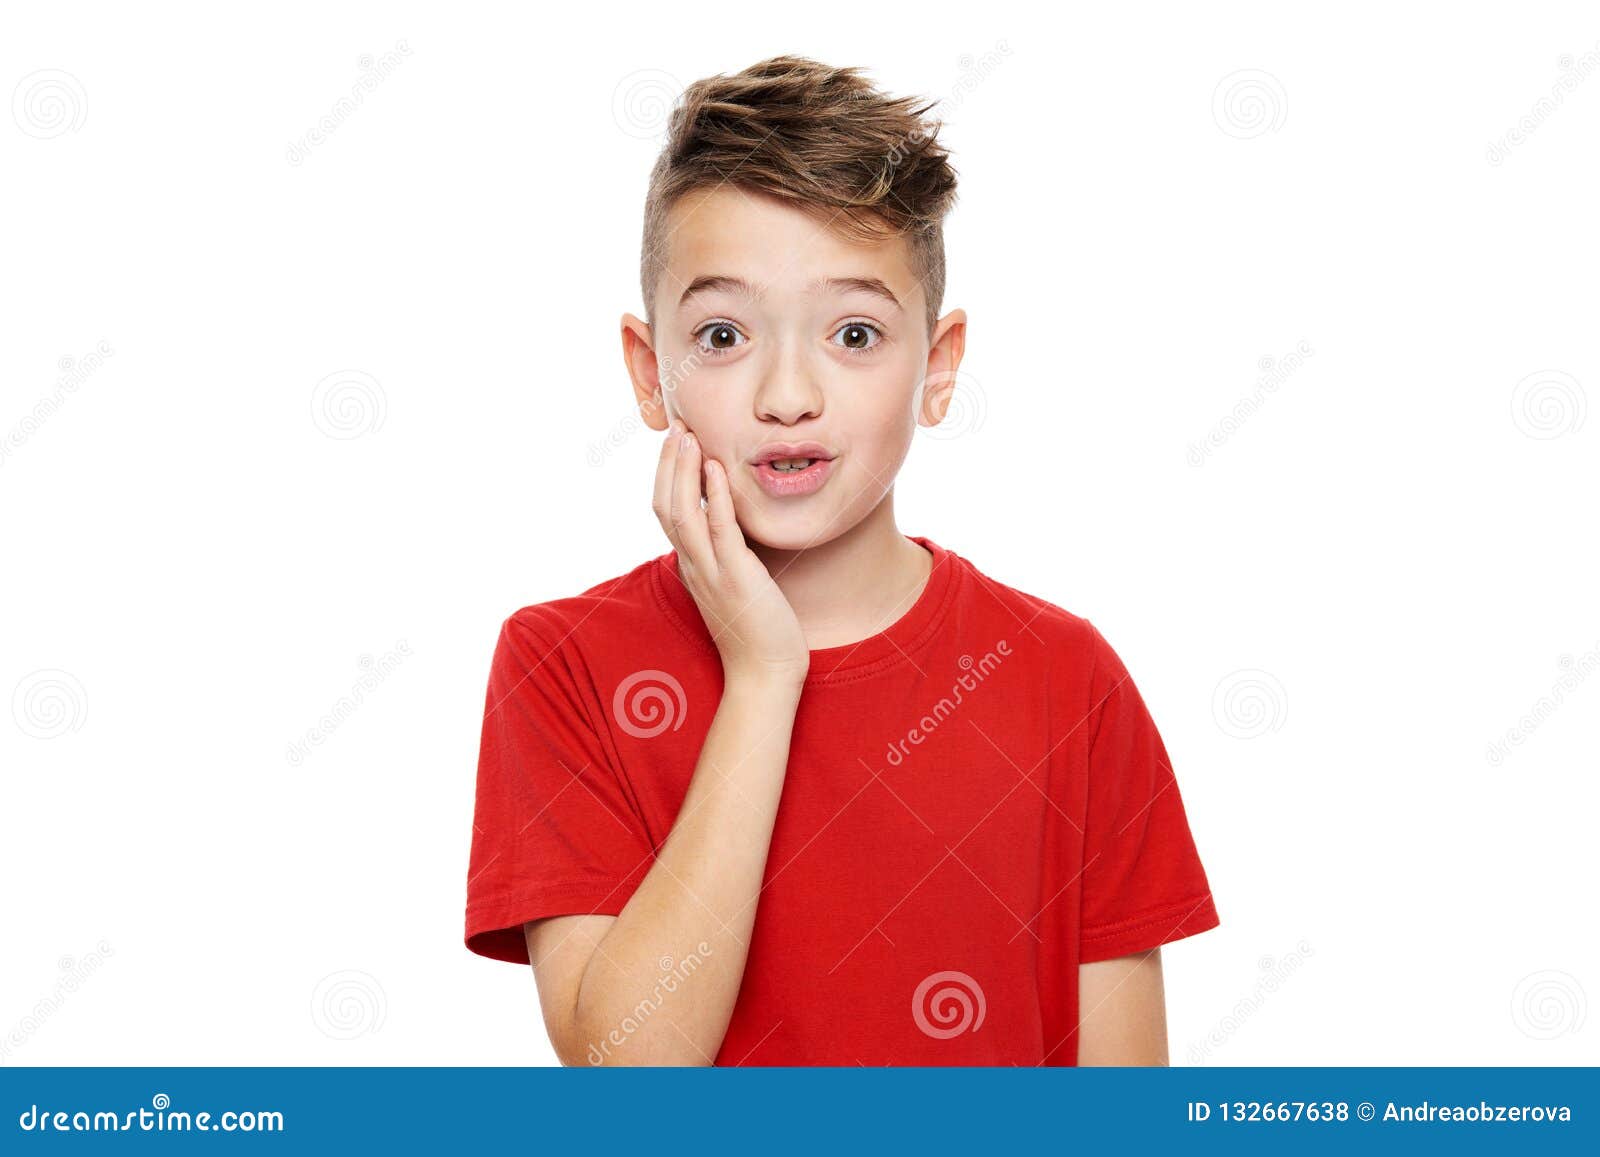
[3,1,1597,1066]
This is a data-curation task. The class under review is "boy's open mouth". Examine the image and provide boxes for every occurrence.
[748,443,837,498]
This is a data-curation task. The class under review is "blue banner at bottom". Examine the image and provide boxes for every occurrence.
[3,1067,1595,1153]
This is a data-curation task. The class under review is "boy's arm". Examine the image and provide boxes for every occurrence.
[523,673,803,1065]
[1076,948,1169,1065]
[523,420,811,1066]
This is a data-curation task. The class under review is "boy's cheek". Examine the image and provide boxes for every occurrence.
[668,399,741,464]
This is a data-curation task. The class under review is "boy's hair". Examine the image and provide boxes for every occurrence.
[641,55,959,337]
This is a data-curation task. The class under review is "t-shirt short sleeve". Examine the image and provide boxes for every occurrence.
[1077,621,1220,963]
[464,610,656,964]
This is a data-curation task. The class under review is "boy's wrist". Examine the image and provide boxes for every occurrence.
[721,662,808,699]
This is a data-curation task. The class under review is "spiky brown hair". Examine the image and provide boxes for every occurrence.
[640,55,959,336]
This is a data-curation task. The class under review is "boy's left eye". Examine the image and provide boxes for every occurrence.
[831,322,883,355]
[692,322,746,357]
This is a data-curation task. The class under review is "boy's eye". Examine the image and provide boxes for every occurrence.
[692,322,745,356]
[692,320,884,358]
[831,321,883,355]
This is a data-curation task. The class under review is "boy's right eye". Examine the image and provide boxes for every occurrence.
[692,321,746,357]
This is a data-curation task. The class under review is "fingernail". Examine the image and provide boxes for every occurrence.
[682,432,695,450]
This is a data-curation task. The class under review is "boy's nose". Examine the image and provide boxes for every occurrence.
[753,356,824,424]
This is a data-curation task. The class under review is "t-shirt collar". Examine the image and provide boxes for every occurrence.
[649,534,961,684]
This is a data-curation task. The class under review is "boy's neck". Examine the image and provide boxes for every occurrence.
[746,496,934,652]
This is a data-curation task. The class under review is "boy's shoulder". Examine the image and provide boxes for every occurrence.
[502,550,672,636]
[946,543,1102,655]
[496,549,702,656]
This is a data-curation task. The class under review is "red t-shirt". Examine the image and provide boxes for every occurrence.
[464,535,1220,1065]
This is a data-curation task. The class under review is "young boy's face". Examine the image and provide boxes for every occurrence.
[623,186,966,553]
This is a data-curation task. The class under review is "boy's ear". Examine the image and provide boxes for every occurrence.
[620,312,670,432]
[917,308,969,427]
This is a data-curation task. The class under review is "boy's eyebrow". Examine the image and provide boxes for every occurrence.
[678,275,901,311]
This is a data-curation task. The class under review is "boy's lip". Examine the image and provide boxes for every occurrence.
[749,455,835,498]
[748,441,836,465]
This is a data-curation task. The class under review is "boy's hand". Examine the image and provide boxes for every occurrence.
[653,418,810,687]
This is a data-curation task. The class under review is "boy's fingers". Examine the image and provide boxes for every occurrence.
[669,431,715,575]
[652,420,684,547]
[703,457,742,562]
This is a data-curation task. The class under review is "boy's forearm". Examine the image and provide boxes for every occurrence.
[570,671,803,1064]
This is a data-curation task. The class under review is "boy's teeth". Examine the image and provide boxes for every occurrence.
[770,457,814,471]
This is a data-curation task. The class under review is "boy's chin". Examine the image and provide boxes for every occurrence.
[737,506,849,554]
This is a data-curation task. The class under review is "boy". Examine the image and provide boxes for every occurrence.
[464,54,1220,1065]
